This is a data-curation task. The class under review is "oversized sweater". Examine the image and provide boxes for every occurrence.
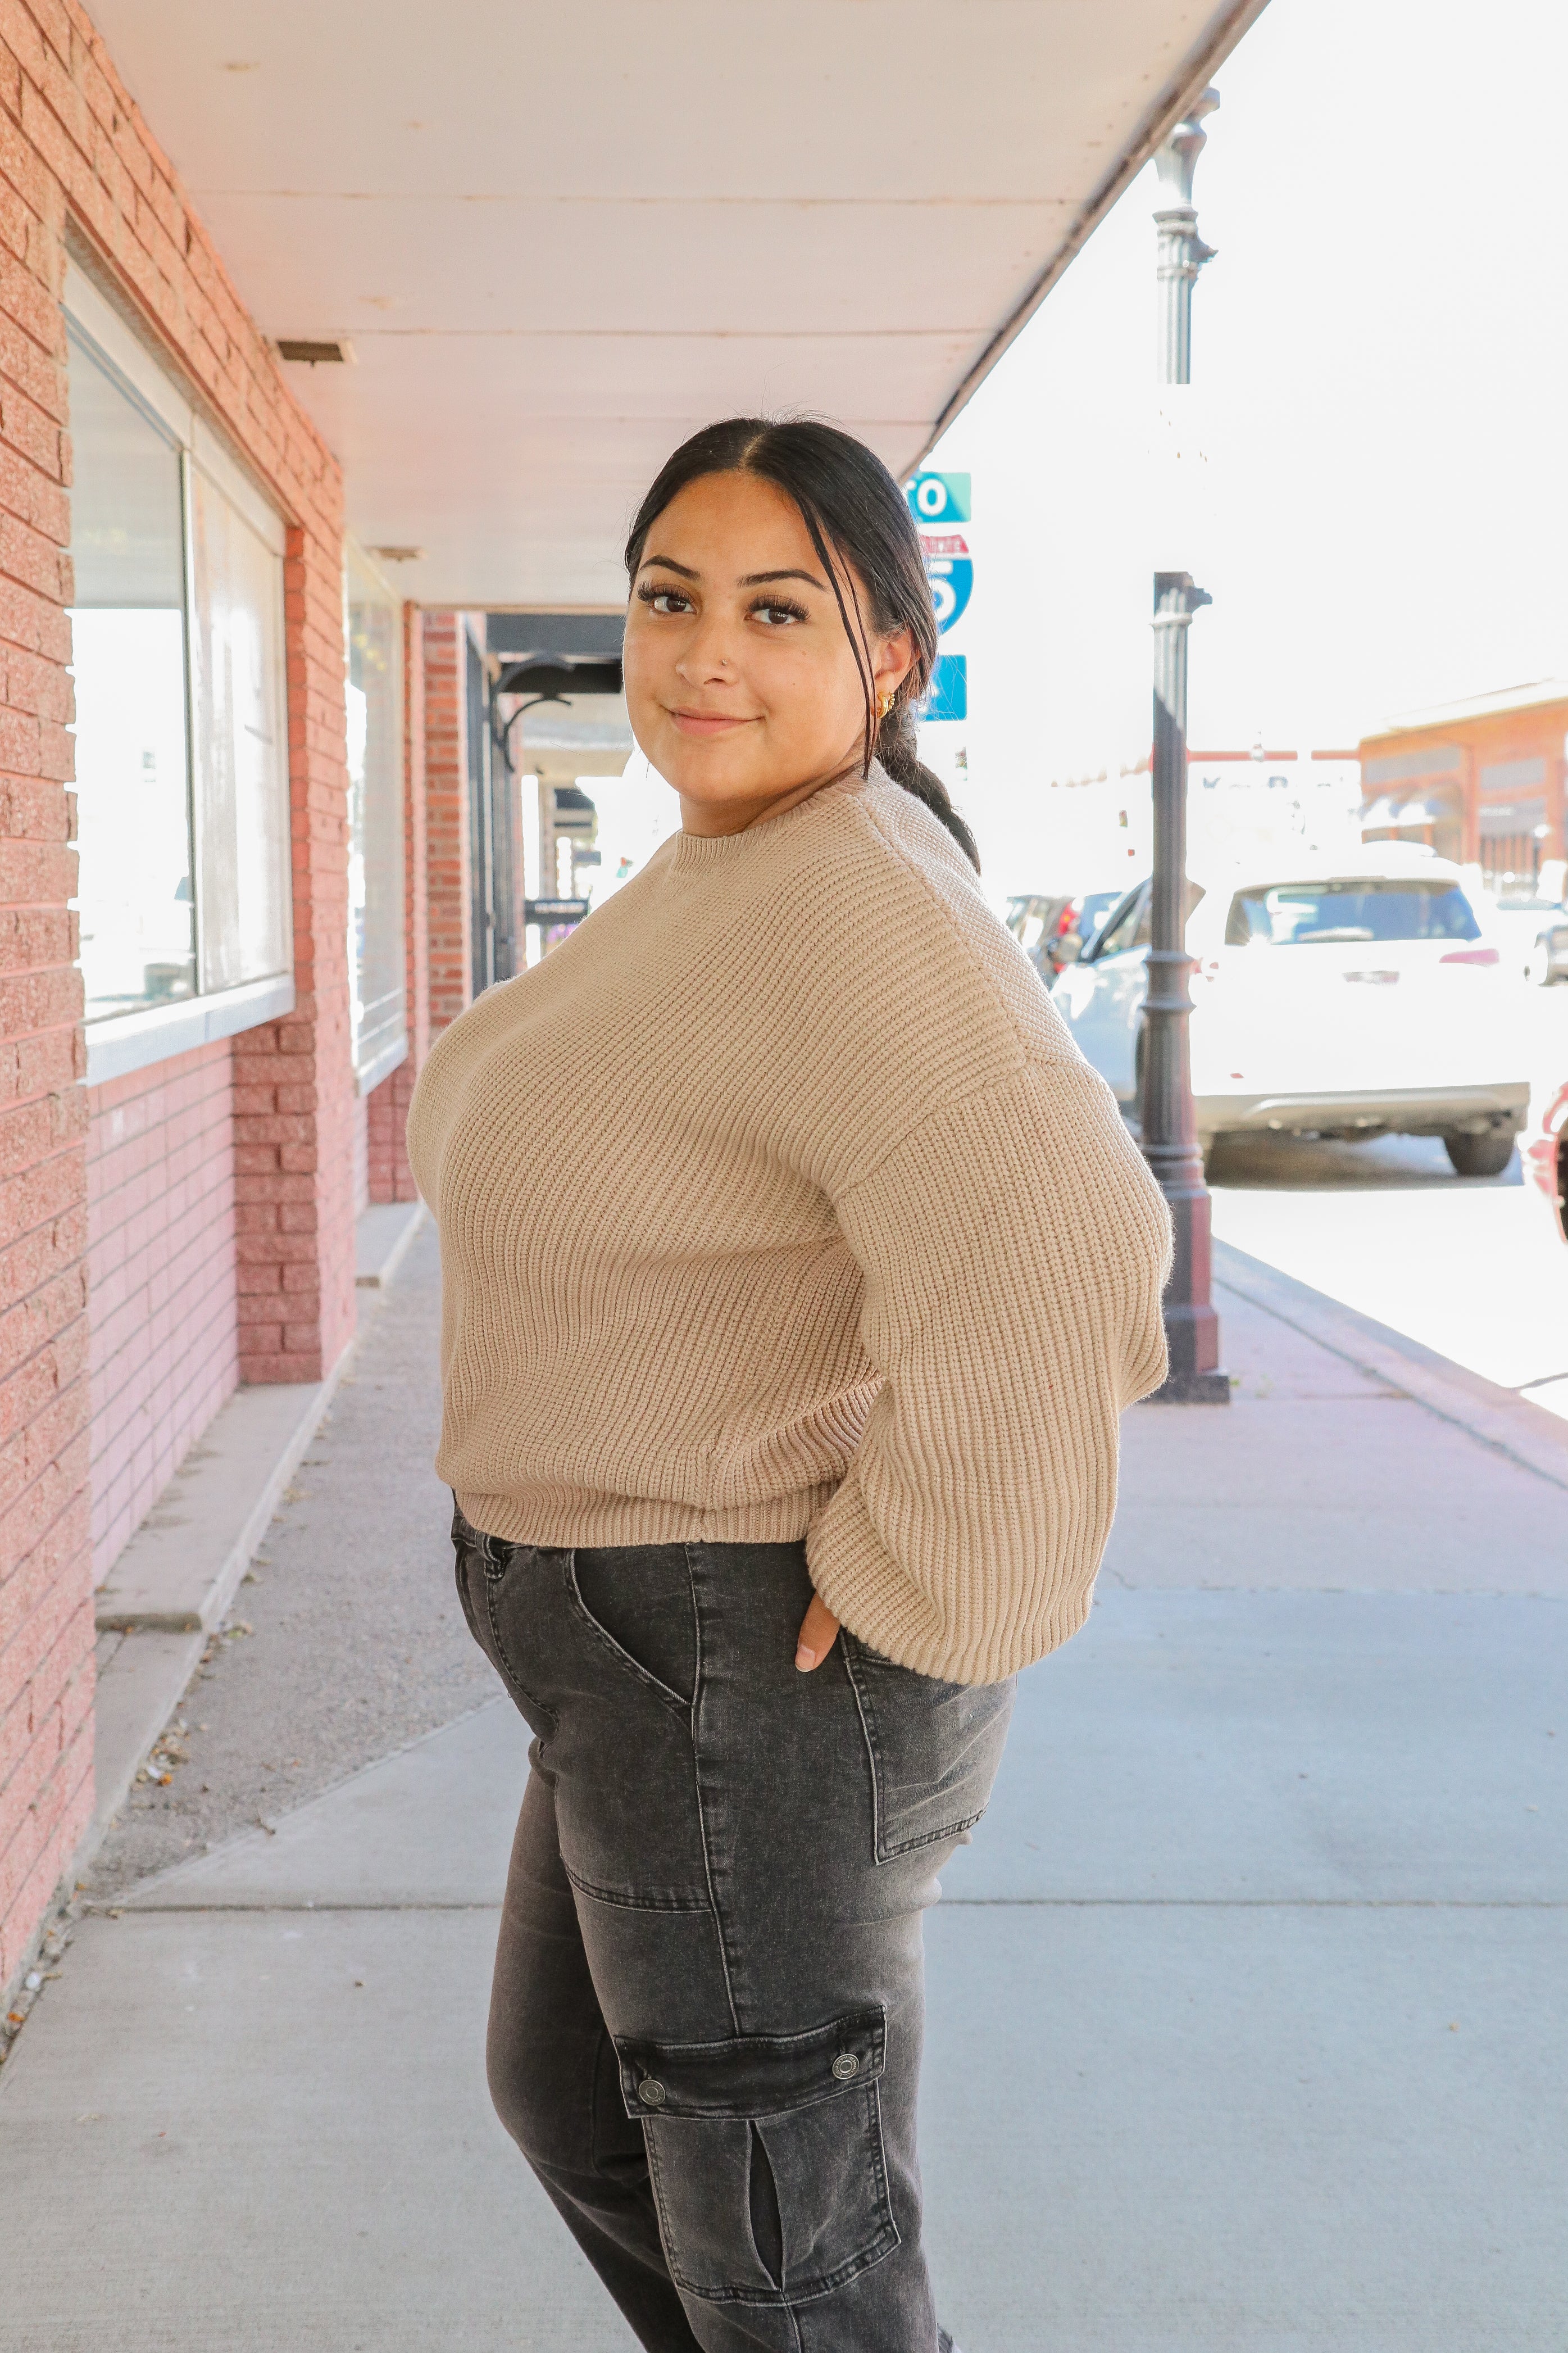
[406,768,1172,1685]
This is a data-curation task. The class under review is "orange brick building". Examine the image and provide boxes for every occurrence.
[1358,681,1568,890]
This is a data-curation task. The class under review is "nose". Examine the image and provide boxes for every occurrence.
[674,605,743,689]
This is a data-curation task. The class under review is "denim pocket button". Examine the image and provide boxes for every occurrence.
[638,2077,667,2107]
[831,2051,860,2082]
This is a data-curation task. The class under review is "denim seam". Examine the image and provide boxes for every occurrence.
[619,2007,885,2074]
[564,1554,693,1721]
[563,1862,712,1916]
[483,1556,559,1735]
[685,1540,742,2034]
[842,1640,993,1863]
[879,1803,992,1859]
[588,2024,622,2180]
[841,1640,890,1865]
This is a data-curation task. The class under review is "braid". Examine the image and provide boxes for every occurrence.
[876,697,980,871]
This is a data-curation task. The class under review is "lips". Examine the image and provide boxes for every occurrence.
[666,708,755,737]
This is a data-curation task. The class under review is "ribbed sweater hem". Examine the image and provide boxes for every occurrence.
[454,1482,837,1550]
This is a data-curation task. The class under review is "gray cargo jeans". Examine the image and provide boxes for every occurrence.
[452,1507,1015,2352]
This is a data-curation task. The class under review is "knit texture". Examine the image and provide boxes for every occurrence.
[407,769,1172,1684]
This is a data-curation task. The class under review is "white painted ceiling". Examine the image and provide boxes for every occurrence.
[87,0,1267,606]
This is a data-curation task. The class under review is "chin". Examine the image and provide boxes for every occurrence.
[657,744,760,801]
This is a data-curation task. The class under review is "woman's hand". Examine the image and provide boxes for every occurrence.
[794,1590,842,1672]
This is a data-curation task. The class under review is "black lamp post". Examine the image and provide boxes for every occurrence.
[1143,89,1229,1403]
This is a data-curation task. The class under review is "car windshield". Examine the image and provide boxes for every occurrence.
[1077,890,1122,947]
[1089,878,1203,959]
[1225,877,1481,947]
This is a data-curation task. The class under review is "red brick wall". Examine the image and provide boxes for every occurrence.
[233,513,355,1385]
[424,613,472,1040]
[85,1041,236,1583]
[0,0,353,1985]
[366,599,428,1204]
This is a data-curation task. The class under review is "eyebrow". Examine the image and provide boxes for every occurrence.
[739,567,828,591]
[637,557,829,593]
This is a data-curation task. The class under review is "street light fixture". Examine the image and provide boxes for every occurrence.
[1152,88,1219,380]
[1144,88,1229,1403]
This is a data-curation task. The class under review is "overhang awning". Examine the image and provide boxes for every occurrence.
[87,0,1269,605]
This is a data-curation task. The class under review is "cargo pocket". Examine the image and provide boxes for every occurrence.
[614,2007,898,2306]
[843,1638,1014,1862]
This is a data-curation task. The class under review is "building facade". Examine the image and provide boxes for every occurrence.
[0,0,1262,2007]
[1358,682,1568,892]
[0,2,496,1991]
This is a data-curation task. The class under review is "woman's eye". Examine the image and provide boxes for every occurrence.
[644,589,692,616]
[752,602,803,627]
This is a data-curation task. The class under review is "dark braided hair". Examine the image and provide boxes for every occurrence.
[624,418,980,871]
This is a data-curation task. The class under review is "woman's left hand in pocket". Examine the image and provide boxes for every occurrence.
[794,1590,841,1672]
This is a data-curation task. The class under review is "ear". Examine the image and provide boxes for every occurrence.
[871,627,916,701]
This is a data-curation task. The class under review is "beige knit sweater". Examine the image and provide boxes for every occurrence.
[407,768,1171,1684]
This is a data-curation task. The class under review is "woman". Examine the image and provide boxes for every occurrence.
[407,419,1171,2352]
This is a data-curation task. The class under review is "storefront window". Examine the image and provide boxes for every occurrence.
[65,263,294,1081]
[346,547,406,1089]
[188,465,291,992]
[67,325,194,1016]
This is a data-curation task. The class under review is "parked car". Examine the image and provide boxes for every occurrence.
[1006,894,1063,974]
[1006,886,1126,978]
[1049,845,1530,1176]
[1484,891,1568,986]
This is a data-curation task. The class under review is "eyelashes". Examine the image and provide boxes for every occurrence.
[636,582,694,614]
[634,582,809,627]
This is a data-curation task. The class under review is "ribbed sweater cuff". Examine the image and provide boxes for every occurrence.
[806,1483,1093,1688]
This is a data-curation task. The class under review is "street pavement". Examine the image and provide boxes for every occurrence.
[0,1209,1564,2347]
[83,1223,494,1901]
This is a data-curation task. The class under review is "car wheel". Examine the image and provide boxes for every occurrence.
[1443,1131,1516,1178]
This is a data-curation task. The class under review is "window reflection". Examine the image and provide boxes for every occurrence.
[188,465,289,992]
[67,325,194,1018]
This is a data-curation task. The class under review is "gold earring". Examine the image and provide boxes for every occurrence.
[876,690,896,721]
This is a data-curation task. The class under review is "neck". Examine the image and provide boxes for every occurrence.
[678,756,865,840]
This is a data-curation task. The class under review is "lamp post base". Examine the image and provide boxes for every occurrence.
[1146,1160,1231,1405]
[1143,1367,1234,1404]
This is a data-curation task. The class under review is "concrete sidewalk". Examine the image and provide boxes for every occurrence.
[0,1250,1564,2350]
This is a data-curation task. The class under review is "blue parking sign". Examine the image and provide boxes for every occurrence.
[924,653,967,722]
[924,550,972,634]
[905,471,971,523]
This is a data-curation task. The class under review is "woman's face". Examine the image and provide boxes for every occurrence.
[622,469,914,835]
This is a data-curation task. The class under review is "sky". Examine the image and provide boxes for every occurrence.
[926,0,1568,896]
